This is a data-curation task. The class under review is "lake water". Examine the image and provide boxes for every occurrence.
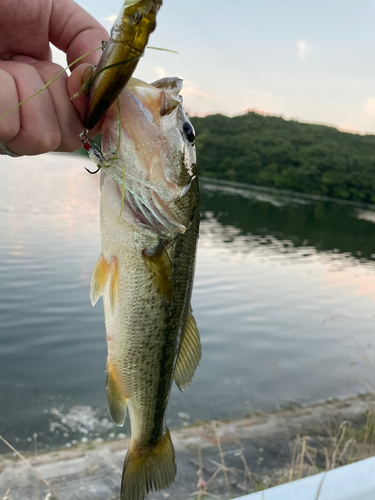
[1,154,375,453]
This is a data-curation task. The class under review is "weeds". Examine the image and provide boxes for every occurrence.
[190,409,375,499]
[2,406,375,500]
[0,435,61,500]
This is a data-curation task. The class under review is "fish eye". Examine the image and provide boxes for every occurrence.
[132,11,142,24]
[183,122,195,143]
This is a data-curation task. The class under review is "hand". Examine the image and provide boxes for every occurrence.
[0,0,108,156]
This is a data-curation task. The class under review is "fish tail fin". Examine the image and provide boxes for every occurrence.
[121,429,176,500]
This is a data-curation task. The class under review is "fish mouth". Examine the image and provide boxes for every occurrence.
[83,0,162,130]
[101,77,195,236]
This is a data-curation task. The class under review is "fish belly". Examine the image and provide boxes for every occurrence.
[95,175,199,500]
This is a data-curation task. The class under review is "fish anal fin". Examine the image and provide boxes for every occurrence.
[106,360,127,426]
[174,309,201,392]
[90,254,111,306]
[110,256,119,315]
[121,429,176,500]
[142,243,173,303]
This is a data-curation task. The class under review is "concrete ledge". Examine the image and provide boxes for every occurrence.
[239,455,375,500]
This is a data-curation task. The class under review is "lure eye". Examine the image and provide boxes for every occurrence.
[183,122,195,143]
[132,11,142,24]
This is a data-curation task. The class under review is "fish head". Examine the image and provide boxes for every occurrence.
[101,77,197,235]
[83,0,163,130]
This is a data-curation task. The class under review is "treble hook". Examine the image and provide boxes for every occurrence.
[85,166,101,175]
[80,128,104,175]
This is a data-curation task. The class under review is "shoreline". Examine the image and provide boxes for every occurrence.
[1,393,375,499]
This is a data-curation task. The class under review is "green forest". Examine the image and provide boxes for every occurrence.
[191,112,375,203]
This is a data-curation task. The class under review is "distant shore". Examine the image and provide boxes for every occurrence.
[1,393,375,500]
[192,111,375,204]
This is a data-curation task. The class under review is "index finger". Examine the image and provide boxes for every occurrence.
[50,0,108,67]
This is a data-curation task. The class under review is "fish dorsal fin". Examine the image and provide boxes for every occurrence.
[90,254,119,315]
[90,254,111,306]
[106,359,127,426]
[142,242,173,302]
[174,309,201,392]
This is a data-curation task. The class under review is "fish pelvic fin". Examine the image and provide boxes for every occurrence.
[106,360,127,426]
[142,242,173,303]
[174,309,201,392]
[90,254,111,306]
[121,429,176,500]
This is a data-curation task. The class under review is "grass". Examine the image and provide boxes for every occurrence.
[2,406,375,500]
[190,410,375,500]
[0,435,61,500]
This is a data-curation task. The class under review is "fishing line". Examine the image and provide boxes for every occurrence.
[146,47,178,54]
[0,46,105,122]
[0,44,178,123]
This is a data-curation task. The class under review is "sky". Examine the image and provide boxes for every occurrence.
[53,0,375,134]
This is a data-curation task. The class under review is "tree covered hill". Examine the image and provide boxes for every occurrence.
[191,112,375,203]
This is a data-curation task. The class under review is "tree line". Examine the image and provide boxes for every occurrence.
[191,112,375,203]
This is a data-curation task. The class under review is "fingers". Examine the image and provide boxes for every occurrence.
[0,68,20,145]
[68,64,104,138]
[50,0,108,67]
[0,60,60,155]
[34,61,85,152]
[0,60,86,155]
[0,0,108,155]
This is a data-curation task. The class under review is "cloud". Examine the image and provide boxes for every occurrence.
[242,88,286,116]
[182,80,221,101]
[152,69,219,101]
[297,39,311,61]
[364,97,375,117]
[104,14,117,23]
[154,66,167,79]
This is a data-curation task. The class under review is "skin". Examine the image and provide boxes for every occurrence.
[0,0,108,156]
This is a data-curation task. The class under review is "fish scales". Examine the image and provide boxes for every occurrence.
[91,77,200,500]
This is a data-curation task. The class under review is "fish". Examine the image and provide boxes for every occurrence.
[90,76,200,500]
[83,0,163,131]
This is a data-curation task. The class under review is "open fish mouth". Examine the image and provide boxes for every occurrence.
[99,77,197,236]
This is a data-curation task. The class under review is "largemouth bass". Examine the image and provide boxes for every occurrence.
[84,0,163,130]
[90,77,200,500]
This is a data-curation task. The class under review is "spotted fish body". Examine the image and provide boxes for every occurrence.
[90,77,200,500]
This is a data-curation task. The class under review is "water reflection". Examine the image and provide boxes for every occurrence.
[201,180,375,263]
[1,156,375,453]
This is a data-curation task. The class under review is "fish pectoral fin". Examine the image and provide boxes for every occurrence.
[174,308,201,392]
[142,242,174,303]
[90,254,119,313]
[121,429,176,500]
[90,254,111,306]
[106,360,127,426]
